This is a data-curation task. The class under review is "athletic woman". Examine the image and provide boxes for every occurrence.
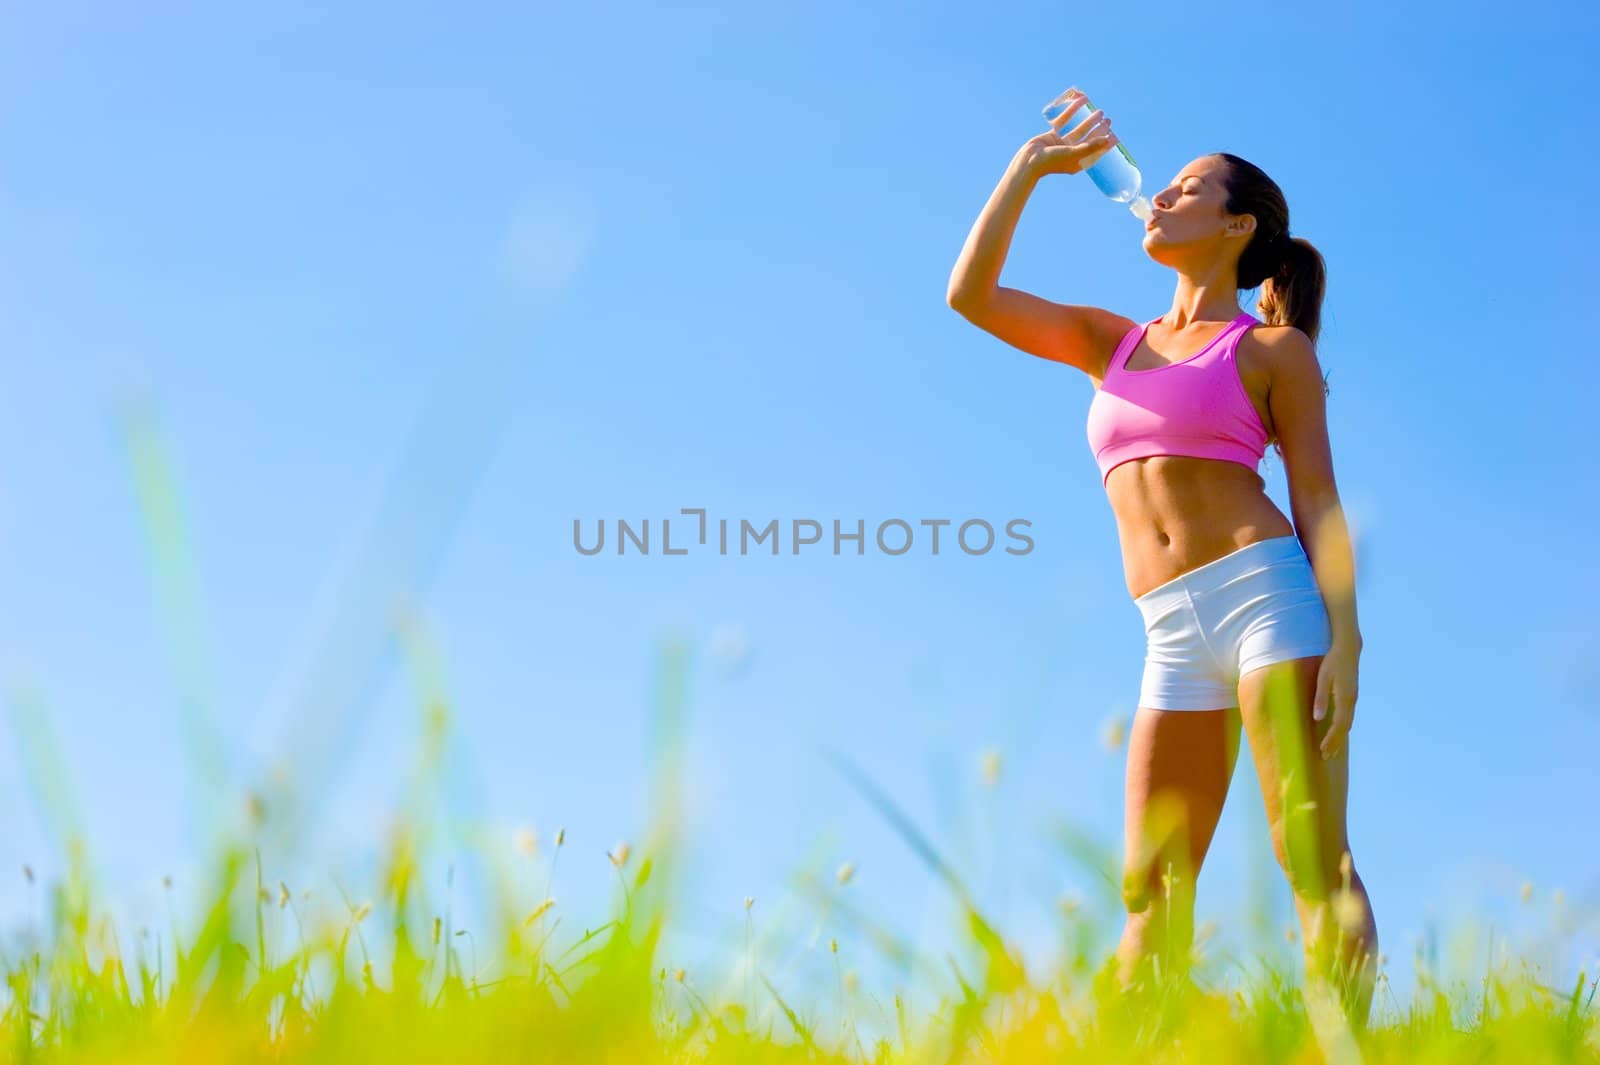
[946,89,1378,1025]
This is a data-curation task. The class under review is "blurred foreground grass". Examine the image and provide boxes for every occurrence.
[0,717,1593,1064]
[2,591,1593,1064]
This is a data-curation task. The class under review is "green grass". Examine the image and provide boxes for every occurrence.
[0,718,1592,1063]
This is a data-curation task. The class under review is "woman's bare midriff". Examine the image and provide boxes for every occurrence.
[1106,455,1298,600]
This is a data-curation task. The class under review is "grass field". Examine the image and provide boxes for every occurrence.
[0,723,1593,1064]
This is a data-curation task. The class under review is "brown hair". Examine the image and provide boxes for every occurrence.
[1213,152,1331,457]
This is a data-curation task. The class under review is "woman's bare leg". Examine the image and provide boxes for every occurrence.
[1117,704,1242,990]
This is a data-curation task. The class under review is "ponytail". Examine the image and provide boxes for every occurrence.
[1212,153,1332,459]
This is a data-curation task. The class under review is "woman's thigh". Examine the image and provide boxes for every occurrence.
[1122,705,1242,911]
[1237,654,1351,899]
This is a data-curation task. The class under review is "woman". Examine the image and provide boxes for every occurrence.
[946,90,1378,1025]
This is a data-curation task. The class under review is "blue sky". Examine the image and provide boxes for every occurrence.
[1,0,1597,1023]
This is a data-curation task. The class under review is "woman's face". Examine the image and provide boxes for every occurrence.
[1142,156,1254,266]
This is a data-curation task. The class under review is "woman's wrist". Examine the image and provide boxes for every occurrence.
[1006,151,1043,186]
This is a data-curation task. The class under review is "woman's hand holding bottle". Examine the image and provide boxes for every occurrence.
[1015,88,1118,177]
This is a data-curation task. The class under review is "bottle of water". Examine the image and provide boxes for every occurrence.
[1041,88,1155,223]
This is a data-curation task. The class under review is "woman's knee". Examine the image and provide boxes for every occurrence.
[1122,872,1153,914]
[1121,856,1199,915]
[1268,819,1353,902]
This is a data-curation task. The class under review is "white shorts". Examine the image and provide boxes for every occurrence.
[1133,534,1333,711]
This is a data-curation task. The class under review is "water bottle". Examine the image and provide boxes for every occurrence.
[1040,88,1155,223]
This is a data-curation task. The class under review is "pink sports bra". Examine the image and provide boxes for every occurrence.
[1085,312,1270,487]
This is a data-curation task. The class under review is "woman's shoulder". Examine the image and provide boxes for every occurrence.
[1236,321,1318,393]
[1241,319,1313,344]
[1239,321,1316,359]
